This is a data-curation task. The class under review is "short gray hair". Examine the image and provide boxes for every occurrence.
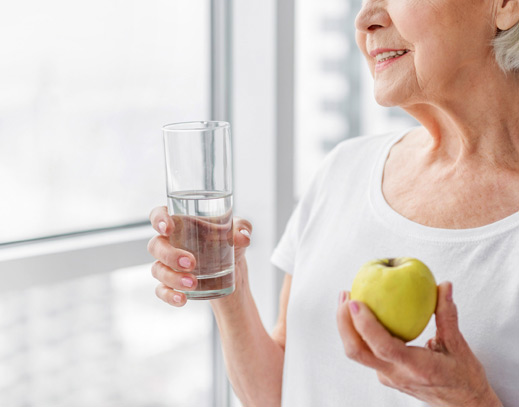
[493,23,519,72]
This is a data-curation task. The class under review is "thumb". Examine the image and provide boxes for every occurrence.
[434,281,467,353]
[233,217,252,251]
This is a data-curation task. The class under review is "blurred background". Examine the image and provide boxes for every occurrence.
[0,0,415,406]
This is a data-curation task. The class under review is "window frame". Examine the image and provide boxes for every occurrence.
[0,223,153,294]
[210,0,233,404]
[228,0,295,400]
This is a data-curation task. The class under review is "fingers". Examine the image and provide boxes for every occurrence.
[149,206,173,236]
[147,235,196,271]
[336,291,392,371]
[151,260,198,291]
[155,283,187,307]
[234,217,253,249]
[347,299,409,365]
[434,281,467,353]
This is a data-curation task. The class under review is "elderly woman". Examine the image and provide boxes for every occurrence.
[147,0,519,405]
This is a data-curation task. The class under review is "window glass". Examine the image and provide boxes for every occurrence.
[295,0,417,198]
[0,0,210,243]
[0,264,213,406]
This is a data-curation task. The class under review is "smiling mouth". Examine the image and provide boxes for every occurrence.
[375,50,409,63]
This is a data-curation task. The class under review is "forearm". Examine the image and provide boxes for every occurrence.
[211,282,284,406]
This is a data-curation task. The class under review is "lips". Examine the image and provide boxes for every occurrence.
[375,50,408,62]
[369,48,410,72]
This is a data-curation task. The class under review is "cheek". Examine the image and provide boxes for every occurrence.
[390,0,454,47]
[413,36,469,87]
[355,31,365,53]
[391,5,434,44]
[391,5,461,84]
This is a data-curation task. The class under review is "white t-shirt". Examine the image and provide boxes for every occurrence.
[271,129,519,407]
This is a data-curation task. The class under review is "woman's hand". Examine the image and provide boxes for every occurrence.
[336,282,502,407]
[147,206,252,307]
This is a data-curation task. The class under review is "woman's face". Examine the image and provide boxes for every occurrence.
[355,0,498,107]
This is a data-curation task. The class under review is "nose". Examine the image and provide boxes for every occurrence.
[355,0,390,33]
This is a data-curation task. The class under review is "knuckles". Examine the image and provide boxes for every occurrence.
[155,283,180,307]
[377,372,396,389]
[151,261,178,288]
[343,344,362,362]
[155,284,165,301]
[149,205,168,224]
[147,236,159,256]
[343,345,373,368]
[147,236,176,268]
[373,342,399,362]
[151,261,162,279]
[443,306,460,328]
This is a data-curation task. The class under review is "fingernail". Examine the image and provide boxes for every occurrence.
[240,229,251,238]
[349,300,360,315]
[173,294,182,303]
[178,257,191,269]
[338,291,345,305]
[158,221,167,235]
[181,277,194,288]
[446,283,453,302]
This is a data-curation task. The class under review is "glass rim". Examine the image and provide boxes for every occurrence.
[162,120,230,133]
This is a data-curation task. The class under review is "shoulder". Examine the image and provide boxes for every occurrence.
[332,130,405,157]
[300,128,413,199]
[319,130,408,176]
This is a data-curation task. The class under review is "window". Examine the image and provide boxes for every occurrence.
[0,0,209,243]
[0,265,213,407]
[295,0,417,197]
[0,1,218,406]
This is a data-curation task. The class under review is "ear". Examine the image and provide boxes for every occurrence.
[496,0,519,31]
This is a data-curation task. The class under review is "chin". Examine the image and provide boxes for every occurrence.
[373,73,419,107]
[375,97,396,107]
[374,92,401,107]
[374,84,415,108]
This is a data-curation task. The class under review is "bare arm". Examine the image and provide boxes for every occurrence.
[147,206,292,406]
[211,272,292,407]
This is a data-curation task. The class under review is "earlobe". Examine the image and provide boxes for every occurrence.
[496,0,519,31]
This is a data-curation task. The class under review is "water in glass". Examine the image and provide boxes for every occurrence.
[167,191,234,299]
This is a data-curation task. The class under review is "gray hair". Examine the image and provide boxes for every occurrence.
[493,23,519,72]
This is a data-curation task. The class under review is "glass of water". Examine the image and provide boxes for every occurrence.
[162,121,234,300]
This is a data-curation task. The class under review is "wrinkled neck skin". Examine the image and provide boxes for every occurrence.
[402,66,519,172]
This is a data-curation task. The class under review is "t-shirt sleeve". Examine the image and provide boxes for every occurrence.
[270,200,307,275]
[270,145,340,275]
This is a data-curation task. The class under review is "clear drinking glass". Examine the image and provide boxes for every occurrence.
[162,121,234,300]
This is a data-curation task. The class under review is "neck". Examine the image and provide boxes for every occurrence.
[403,67,519,170]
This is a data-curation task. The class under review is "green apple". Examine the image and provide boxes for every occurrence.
[350,258,437,342]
